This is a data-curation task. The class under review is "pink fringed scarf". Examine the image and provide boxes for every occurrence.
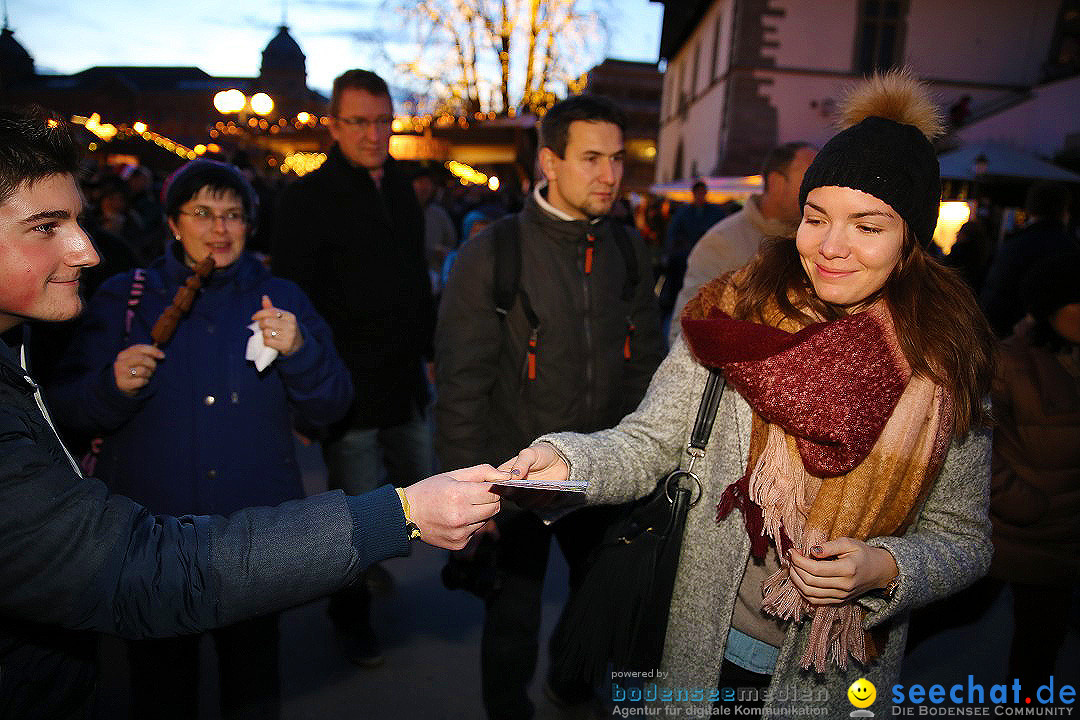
[681,276,953,672]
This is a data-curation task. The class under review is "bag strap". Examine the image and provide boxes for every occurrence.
[690,369,726,452]
[666,369,726,505]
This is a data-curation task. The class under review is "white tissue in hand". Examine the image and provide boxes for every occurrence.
[246,322,279,371]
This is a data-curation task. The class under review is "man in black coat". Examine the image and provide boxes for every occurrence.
[272,70,437,666]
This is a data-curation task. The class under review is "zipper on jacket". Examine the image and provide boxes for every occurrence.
[526,327,539,381]
[20,344,82,476]
[582,233,595,419]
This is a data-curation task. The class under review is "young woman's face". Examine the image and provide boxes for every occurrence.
[796,186,906,308]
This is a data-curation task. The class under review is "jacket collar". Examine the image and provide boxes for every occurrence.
[323,144,401,189]
[532,181,603,225]
[524,183,608,245]
[0,328,38,395]
[744,194,798,238]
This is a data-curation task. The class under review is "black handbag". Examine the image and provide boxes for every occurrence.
[549,369,726,687]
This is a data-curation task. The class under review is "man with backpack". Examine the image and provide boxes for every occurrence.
[434,94,664,719]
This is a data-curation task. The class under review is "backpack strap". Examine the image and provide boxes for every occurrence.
[491,214,540,327]
[490,214,542,379]
[491,214,522,319]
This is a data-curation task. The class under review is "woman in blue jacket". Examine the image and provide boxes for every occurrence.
[48,159,354,720]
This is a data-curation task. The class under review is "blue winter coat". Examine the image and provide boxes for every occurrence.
[48,248,353,516]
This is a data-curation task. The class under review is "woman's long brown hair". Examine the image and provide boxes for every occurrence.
[733,231,996,437]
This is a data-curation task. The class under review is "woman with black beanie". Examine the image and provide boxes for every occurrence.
[504,69,997,715]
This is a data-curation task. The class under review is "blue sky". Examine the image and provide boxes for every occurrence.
[6,0,663,97]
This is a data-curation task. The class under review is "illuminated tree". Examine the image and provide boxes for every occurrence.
[385,0,606,116]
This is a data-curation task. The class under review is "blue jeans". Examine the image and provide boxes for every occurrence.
[323,410,433,637]
[323,410,434,495]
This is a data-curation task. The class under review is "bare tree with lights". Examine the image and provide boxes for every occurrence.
[385,0,609,116]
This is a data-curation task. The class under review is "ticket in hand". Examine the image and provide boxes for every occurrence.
[486,476,587,493]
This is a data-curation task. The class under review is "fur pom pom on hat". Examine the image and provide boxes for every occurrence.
[799,68,944,248]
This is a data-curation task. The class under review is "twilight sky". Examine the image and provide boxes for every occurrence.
[6,0,664,97]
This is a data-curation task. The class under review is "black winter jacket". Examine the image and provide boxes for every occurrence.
[434,190,665,470]
[0,332,408,719]
[272,146,436,430]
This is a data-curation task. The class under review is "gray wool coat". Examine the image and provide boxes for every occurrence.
[540,336,993,715]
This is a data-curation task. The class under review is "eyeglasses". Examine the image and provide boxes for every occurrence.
[179,207,246,229]
[334,115,393,131]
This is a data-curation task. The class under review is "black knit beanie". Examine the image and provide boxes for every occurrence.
[799,75,943,248]
[161,159,258,224]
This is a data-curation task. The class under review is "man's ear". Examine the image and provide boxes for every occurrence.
[538,147,558,185]
[327,117,343,145]
[764,170,785,196]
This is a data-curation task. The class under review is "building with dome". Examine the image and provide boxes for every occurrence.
[0,20,327,160]
[0,23,34,88]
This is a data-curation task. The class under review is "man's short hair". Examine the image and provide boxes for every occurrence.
[1025,181,1070,221]
[539,94,627,158]
[0,105,79,206]
[330,69,391,117]
[691,180,707,193]
[761,141,812,192]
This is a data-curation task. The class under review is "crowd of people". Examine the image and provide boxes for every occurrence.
[0,63,1077,720]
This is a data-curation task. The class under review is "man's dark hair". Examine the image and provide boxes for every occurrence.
[330,69,391,117]
[761,141,812,192]
[539,94,627,158]
[691,180,707,193]
[1025,181,1070,221]
[0,105,79,206]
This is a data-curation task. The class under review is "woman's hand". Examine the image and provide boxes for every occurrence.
[113,344,165,397]
[786,538,899,605]
[500,443,570,484]
[252,295,303,356]
[493,444,571,510]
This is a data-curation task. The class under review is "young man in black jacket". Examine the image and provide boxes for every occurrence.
[0,105,501,719]
[435,94,665,719]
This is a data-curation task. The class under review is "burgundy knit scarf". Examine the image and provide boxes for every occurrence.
[680,276,952,671]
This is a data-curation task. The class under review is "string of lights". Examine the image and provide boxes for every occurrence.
[69,111,501,182]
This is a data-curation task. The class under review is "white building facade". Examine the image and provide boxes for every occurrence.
[654,0,1076,183]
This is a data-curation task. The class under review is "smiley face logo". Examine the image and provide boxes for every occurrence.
[848,678,876,708]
